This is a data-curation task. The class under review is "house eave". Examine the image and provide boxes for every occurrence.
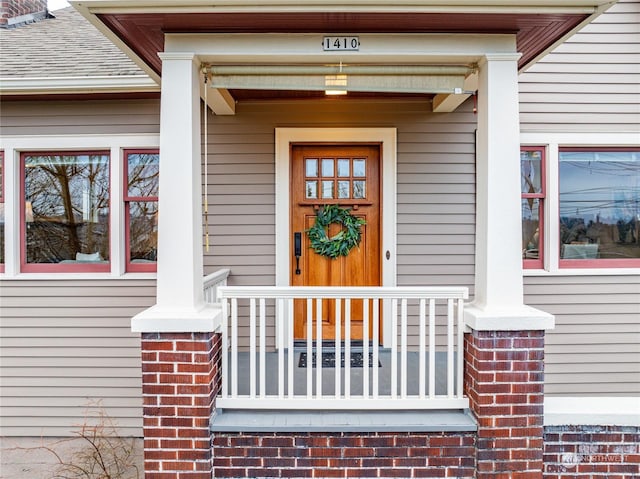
[0,75,160,95]
[72,0,614,14]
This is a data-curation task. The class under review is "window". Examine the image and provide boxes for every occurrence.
[521,147,545,269]
[21,152,110,272]
[124,150,159,272]
[0,151,4,273]
[559,148,640,268]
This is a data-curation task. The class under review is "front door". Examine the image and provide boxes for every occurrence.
[290,144,381,340]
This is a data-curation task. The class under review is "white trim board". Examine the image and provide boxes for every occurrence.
[275,128,397,347]
[544,397,640,427]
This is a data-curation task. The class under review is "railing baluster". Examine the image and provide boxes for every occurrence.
[363,298,369,398]
[345,298,351,399]
[419,298,426,399]
[259,298,266,398]
[391,298,398,399]
[231,298,238,398]
[221,297,228,399]
[278,298,285,398]
[335,298,341,399]
[288,298,294,398]
[429,299,436,399]
[447,298,454,398]
[373,298,379,399]
[457,298,465,398]
[401,298,408,399]
[249,298,256,398]
[316,299,323,398]
[306,298,313,398]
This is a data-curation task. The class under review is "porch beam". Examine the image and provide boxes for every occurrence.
[200,78,236,115]
[432,72,478,113]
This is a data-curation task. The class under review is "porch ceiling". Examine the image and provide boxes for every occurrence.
[93,10,592,77]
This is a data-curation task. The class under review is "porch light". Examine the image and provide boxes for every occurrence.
[324,74,348,95]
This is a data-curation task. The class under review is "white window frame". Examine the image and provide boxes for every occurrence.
[521,131,640,277]
[0,134,159,279]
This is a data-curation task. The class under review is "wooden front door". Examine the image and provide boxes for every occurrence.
[291,144,381,340]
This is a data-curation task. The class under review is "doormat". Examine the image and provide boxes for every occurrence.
[298,351,381,368]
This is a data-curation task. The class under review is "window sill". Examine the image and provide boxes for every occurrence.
[524,268,640,277]
[0,272,157,281]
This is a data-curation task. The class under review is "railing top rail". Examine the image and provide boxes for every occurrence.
[203,268,231,287]
[217,285,468,300]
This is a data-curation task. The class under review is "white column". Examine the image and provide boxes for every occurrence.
[466,54,554,330]
[132,52,220,332]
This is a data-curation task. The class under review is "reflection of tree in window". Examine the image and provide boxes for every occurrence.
[126,152,159,266]
[25,154,109,264]
[559,150,639,260]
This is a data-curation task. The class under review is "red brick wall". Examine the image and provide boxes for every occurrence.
[141,332,221,479]
[0,0,47,25]
[465,330,545,479]
[544,425,640,478]
[212,432,476,478]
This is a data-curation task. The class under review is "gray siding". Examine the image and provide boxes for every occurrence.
[518,0,640,132]
[0,99,160,136]
[524,275,640,396]
[0,99,159,436]
[0,279,156,436]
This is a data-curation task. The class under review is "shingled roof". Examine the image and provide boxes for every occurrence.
[0,7,148,80]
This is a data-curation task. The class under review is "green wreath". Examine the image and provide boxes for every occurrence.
[306,205,366,259]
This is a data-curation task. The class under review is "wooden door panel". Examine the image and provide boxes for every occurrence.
[290,144,381,341]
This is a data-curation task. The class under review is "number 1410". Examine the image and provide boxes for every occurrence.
[323,37,360,51]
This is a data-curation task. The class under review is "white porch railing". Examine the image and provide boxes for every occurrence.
[215,286,469,410]
[203,268,231,304]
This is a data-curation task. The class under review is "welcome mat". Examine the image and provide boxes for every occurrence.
[298,351,381,368]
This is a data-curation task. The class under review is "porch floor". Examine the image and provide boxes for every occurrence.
[228,350,457,397]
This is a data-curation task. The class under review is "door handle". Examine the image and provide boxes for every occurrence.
[294,232,302,275]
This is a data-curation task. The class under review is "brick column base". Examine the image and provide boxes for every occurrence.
[141,332,221,479]
[465,330,545,479]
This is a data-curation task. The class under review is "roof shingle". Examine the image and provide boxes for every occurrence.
[0,7,147,79]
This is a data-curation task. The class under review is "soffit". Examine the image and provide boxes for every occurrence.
[96,11,590,76]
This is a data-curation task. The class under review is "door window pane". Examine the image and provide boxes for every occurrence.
[559,150,640,261]
[305,158,318,177]
[353,159,366,177]
[353,180,366,199]
[24,153,110,266]
[322,158,334,177]
[337,180,350,199]
[322,180,334,199]
[337,159,350,177]
[306,181,318,199]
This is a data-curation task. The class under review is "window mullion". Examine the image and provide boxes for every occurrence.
[546,143,560,273]
[111,146,125,276]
